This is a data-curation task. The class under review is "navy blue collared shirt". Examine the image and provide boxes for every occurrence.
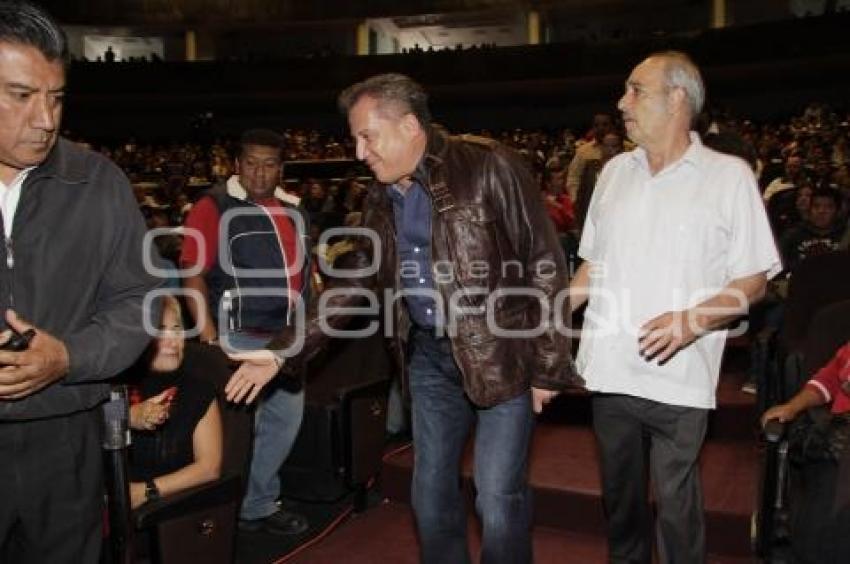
[387,181,441,329]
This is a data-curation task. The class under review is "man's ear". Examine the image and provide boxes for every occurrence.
[399,112,423,138]
[234,158,241,175]
[668,86,687,116]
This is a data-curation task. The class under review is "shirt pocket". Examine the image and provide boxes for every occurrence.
[671,209,718,265]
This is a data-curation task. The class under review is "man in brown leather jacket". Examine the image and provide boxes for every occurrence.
[227,74,576,563]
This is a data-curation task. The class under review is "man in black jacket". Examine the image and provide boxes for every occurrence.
[0,3,160,562]
[180,129,311,535]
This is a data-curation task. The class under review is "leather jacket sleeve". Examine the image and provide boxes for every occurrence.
[265,225,380,373]
[486,146,578,390]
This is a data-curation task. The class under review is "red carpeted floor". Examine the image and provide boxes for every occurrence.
[281,344,761,563]
[287,501,755,564]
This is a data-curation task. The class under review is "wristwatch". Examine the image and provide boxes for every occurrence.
[144,479,161,503]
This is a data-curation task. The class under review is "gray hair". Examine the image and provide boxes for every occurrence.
[0,1,67,64]
[651,51,705,121]
[338,73,431,125]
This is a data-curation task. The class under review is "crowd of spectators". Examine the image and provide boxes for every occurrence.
[400,42,499,54]
[75,102,850,283]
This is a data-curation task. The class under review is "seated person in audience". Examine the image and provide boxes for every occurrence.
[744,189,845,395]
[757,141,785,189]
[764,154,807,202]
[574,131,624,234]
[127,297,223,508]
[761,339,850,425]
[542,186,574,234]
[794,184,814,225]
[779,188,846,273]
[565,112,614,202]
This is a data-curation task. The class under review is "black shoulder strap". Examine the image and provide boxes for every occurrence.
[427,162,456,214]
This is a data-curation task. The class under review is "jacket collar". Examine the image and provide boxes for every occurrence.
[226,174,299,205]
[411,124,449,187]
[28,138,89,184]
[372,124,451,213]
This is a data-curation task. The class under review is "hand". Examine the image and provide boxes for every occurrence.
[129,482,147,509]
[0,310,70,400]
[199,324,218,345]
[532,387,559,414]
[638,310,700,364]
[761,403,799,428]
[224,349,281,404]
[129,389,173,431]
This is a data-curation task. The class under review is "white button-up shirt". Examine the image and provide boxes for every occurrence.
[576,133,781,408]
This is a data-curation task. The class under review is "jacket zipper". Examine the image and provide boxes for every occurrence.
[258,203,293,326]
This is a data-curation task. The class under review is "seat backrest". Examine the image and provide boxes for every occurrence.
[783,250,850,351]
[803,299,850,376]
[766,187,799,235]
[304,319,391,406]
[181,343,253,479]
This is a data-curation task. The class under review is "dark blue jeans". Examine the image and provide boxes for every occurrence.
[408,329,534,564]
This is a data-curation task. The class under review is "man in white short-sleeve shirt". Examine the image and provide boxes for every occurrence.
[569,51,780,564]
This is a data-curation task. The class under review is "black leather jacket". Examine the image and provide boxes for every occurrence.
[270,126,577,407]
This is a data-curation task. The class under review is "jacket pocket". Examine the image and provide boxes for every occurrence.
[441,205,500,290]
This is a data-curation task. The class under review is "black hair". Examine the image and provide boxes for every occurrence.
[239,129,284,159]
[810,187,841,208]
[0,1,67,63]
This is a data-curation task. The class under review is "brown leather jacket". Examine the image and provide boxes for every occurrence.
[269,126,578,407]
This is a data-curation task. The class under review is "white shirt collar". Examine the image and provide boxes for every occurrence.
[630,131,704,174]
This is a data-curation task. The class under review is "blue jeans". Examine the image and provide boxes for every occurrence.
[223,332,305,520]
[408,329,534,564]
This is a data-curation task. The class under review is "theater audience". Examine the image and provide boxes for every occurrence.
[764,154,808,202]
[564,113,615,202]
[574,130,624,234]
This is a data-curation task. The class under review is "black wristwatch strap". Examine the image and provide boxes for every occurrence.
[145,479,160,502]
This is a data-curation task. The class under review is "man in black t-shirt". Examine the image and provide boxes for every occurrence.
[780,188,845,273]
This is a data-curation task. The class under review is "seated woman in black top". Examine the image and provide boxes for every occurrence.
[128,296,223,508]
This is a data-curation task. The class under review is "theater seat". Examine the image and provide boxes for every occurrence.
[131,343,253,564]
[760,251,850,414]
[756,299,850,560]
[280,321,392,509]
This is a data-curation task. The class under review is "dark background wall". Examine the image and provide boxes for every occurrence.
[58,12,850,142]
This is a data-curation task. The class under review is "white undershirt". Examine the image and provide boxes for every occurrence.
[0,168,33,239]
